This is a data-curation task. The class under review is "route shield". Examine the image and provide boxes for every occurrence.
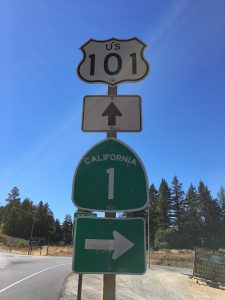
[77,37,149,85]
[72,138,149,212]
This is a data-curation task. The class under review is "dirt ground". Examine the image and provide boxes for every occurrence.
[60,266,225,300]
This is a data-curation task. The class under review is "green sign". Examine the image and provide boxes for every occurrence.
[73,212,97,240]
[73,217,146,274]
[72,138,148,211]
[74,212,97,218]
[30,237,45,246]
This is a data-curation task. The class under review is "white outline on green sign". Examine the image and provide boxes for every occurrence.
[71,138,149,212]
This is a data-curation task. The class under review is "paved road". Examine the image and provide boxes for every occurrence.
[0,252,72,300]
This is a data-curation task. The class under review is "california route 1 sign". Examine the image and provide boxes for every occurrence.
[77,37,149,86]
[73,217,146,274]
[72,138,149,212]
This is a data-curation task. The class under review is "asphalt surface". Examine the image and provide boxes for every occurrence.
[0,252,72,300]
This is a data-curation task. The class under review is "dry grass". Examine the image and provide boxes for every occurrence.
[0,237,194,268]
[0,245,73,256]
[150,249,194,268]
[1,246,193,268]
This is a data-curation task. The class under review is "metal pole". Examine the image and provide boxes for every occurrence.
[192,247,197,278]
[77,274,83,300]
[28,218,35,255]
[148,203,150,269]
[102,85,117,300]
[47,234,50,255]
[76,209,89,300]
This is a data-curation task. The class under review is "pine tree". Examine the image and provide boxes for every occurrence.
[34,201,55,240]
[2,187,22,236]
[216,186,225,248]
[183,184,200,248]
[0,205,3,227]
[157,179,170,230]
[197,181,221,249]
[62,214,73,245]
[217,186,225,219]
[6,187,21,204]
[52,219,62,244]
[19,198,34,239]
[170,176,184,232]
[148,184,159,245]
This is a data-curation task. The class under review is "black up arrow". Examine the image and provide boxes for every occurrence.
[102,102,122,126]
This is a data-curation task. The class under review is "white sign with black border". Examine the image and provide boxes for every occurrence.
[77,37,149,86]
[82,95,142,132]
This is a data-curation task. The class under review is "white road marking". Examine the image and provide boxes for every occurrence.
[0,263,70,293]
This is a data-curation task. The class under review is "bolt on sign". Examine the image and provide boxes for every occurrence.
[77,37,149,85]
[73,217,146,274]
[72,138,149,212]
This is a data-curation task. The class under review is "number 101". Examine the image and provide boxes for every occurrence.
[89,53,137,76]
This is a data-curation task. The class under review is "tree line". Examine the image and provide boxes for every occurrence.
[1,177,225,250]
[124,176,225,250]
[0,187,73,245]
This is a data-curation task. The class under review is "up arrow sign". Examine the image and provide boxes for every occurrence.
[85,231,134,260]
[102,102,122,126]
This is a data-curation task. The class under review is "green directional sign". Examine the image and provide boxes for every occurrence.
[73,217,146,274]
[30,237,45,247]
[73,212,97,240]
[74,212,97,218]
[72,138,149,211]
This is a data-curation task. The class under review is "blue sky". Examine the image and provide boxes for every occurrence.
[1,0,225,222]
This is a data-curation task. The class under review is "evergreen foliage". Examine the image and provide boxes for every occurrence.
[0,187,72,245]
[157,179,170,230]
[148,184,159,243]
[170,176,184,232]
[217,186,225,247]
[62,214,73,245]
[182,184,200,248]
[1,181,224,250]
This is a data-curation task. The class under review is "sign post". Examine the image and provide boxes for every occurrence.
[103,85,117,300]
[73,37,150,300]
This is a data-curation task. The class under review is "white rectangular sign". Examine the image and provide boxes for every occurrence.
[82,95,142,132]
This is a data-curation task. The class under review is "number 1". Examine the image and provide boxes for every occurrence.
[106,168,114,199]
[89,54,95,75]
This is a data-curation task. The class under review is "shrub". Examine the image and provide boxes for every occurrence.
[154,228,180,250]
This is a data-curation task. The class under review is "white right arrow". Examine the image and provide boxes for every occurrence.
[85,230,134,260]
